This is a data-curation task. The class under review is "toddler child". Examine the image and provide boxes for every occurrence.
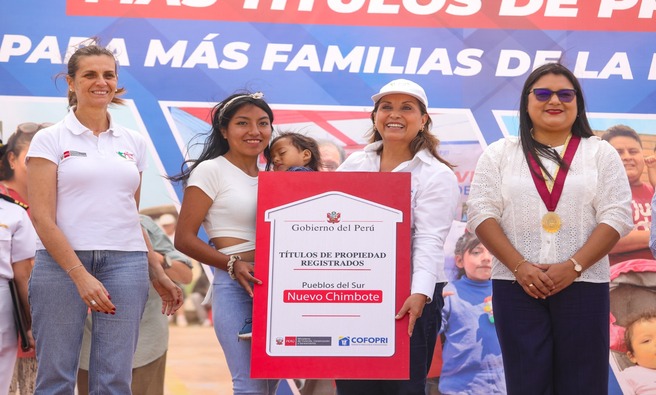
[622,311,656,394]
[238,132,321,340]
[265,132,321,172]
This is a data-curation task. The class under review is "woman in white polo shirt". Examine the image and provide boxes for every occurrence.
[26,42,182,394]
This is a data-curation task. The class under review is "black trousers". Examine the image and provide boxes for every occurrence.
[336,283,445,395]
[493,280,610,395]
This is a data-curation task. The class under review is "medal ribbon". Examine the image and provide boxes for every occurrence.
[528,134,581,212]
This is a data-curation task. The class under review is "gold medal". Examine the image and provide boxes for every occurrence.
[542,212,561,233]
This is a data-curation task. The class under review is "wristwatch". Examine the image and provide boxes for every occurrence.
[570,258,582,277]
[162,254,173,269]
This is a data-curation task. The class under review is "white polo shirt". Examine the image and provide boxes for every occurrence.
[26,109,147,251]
[0,199,36,280]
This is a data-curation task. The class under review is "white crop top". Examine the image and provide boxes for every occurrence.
[186,156,258,241]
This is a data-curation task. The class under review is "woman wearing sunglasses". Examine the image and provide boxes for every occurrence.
[467,62,633,394]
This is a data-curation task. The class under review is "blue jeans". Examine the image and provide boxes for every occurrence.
[212,269,279,394]
[30,250,149,395]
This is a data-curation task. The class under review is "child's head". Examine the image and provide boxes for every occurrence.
[454,231,492,281]
[265,132,321,171]
[625,311,656,369]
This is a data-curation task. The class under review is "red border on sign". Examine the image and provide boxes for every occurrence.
[251,171,411,379]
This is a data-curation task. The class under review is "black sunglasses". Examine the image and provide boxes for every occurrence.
[16,122,53,134]
[530,88,577,103]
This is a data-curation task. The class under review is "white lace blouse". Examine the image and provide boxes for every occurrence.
[467,136,633,283]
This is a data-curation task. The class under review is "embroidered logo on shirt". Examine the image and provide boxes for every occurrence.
[61,150,87,160]
[117,151,135,160]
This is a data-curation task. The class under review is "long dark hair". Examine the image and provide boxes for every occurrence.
[264,132,322,171]
[369,98,454,169]
[519,63,594,180]
[168,92,274,185]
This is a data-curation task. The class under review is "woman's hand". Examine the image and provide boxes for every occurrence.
[69,268,116,314]
[26,329,35,350]
[152,273,184,315]
[233,259,262,297]
[515,262,555,299]
[533,262,578,296]
[395,293,428,336]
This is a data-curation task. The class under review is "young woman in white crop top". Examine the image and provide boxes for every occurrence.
[171,91,279,394]
[26,42,182,394]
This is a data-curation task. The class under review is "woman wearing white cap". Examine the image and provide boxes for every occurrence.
[336,79,460,394]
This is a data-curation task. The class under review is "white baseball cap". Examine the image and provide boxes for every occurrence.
[371,79,428,107]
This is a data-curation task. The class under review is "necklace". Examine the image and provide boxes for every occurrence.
[543,133,573,192]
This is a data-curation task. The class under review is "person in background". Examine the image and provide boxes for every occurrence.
[317,139,346,172]
[602,125,654,265]
[158,213,177,242]
[188,267,212,327]
[26,41,182,394]
[171,91,280,394]
[0,122,51,395]
[467,63,633,394]
[437,232,505,395]
[645,146,656,189]
[156,213,189,326]
[0,179,36,395]
[621,311,656,394]
[336,79,460,395]
[1,122,53,205]
[77,214,193,395]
